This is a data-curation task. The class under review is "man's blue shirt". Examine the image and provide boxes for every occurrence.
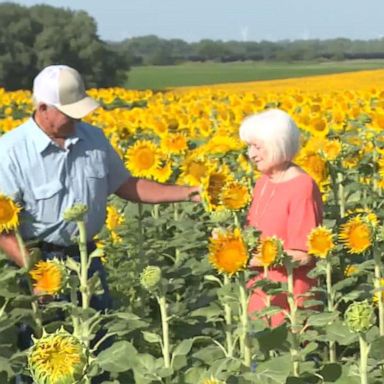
[0,118,130,245]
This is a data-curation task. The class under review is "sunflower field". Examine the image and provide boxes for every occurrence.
[2,69,384,383]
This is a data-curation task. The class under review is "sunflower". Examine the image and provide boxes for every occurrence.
[344,264,359,277]
[307,226,335,258]
[125,140,160,178]
[0,194,21,232]
[201,168,232,211]
[339,216,373,254]
[152,162,173,183]
[30,259,67,296]
[160,133,188,154]
[253,236,283,267]
[28,329,87,384]
[208,228,248,276]
[320,139,342,161]
[106,205,124,231]
[220,180,251,211]
[178,156,213,186]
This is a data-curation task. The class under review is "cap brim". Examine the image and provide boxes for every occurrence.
[56,96,99,119]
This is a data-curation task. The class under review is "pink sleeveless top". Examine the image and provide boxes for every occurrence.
[247,173,323,251]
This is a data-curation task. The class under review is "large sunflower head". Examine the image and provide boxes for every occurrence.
[28,328,88,384]
[253,236,283,267]
[125,140,161,178]
[307,226,335,259]
[220,180,251,211]
[30,259,68,296]
[178,156,215,186]
[208,228,248,276]
[338,216,373,254]
[0,194,21,232]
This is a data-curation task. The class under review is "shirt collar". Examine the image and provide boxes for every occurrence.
[28,117,83,154]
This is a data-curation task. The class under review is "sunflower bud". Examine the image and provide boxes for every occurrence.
[63,204,88,222]
[28,328,88,384]
[344,300,376,333]
[140,266,162,292]
[209,209,232,223]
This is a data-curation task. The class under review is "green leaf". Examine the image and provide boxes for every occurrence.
[326,320,358,345]
[96,341,137,373]
[254,355,291,383]
[306,311,339,327]
[370,335,384,360]
[319,363,342,382]
[142,331,162,344]
[256,324,288,353]
[172,338,194,357]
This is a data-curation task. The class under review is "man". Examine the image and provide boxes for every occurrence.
[0,64,200,268]
[0,65,200,382]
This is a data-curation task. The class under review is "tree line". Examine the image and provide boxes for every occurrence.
[1,2,384,90]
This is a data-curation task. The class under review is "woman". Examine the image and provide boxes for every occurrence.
[239,108,323,327]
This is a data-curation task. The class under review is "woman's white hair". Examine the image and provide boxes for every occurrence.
[239,108,300,166]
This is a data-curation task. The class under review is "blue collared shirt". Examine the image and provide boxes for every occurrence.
[0,118,130,245]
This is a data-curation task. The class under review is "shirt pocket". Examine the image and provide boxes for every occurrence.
[32,180,64,223]
[84,164,108,203]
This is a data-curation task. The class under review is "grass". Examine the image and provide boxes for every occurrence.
[125,60,384,90]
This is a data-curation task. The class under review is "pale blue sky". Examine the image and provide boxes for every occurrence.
[6,0,384,42]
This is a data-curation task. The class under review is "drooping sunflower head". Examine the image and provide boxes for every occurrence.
[30,259,68,296]
[220,180,251,211]
[201,168,232,212]
[208,228,248,276]
[307,226,335,259]
[125,140,161,178]
[253,236,283,267]
[0,194,21,232]
[28,328,88,384]
[338,216,373,254]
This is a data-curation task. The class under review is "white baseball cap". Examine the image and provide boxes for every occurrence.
[33,65,99,119]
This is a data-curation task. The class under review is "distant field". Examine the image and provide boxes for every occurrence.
[125,60,384,90]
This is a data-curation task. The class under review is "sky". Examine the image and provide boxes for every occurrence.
[6,0,384,43]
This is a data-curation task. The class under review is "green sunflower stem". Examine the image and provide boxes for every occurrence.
[264,266,271,327]
[223,274,234,358]
[157,293,171,369]
[286,258,300,377]
[337,172,345,219]
[238,272,251,367]
[77,221,90,311]
[232,212,240,228]
[326,257,337,362]
[15,230,42,337]
[373,251,384,336]
[359,333,370,384]
[138,202,144,257]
